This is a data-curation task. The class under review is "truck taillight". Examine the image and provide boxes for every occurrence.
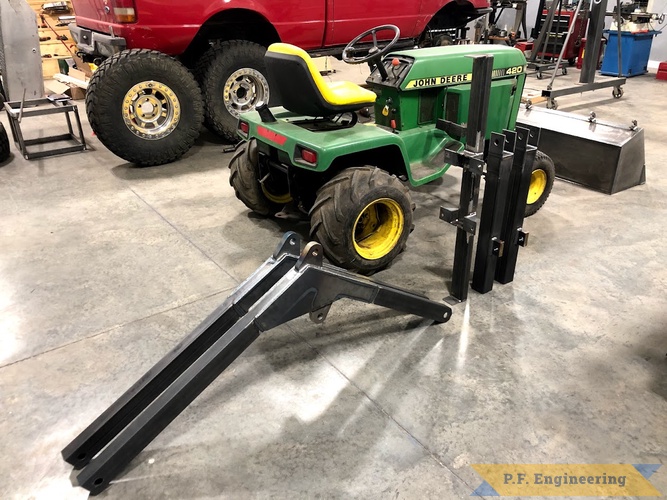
[238,120,249,137]
[111,0,137,23]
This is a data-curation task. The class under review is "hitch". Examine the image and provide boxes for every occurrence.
[62,232,451,495]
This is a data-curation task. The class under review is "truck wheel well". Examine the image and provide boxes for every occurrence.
[328,146,408,179]
[426,1,483,30]
[183,8,281,65]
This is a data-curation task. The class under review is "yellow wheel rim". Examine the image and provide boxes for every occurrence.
[261,184,292,204]
[352,198,404,260]
[122,81,180,140]
[527,169,547,205]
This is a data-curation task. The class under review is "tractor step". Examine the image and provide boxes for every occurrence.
[62,232,452,495]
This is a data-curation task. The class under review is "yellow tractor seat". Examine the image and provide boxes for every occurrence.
[265,43,377,117]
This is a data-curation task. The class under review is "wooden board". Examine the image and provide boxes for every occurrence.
[28,0,75,80]
[42,57,62,78]
[40,41,76,58]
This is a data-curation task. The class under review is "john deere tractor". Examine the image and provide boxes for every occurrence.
[230,25,555,273]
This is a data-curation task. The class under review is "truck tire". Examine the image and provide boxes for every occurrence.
[310,167,414,273]
[197,40,270,141]
[0,122,10,163]
[86,49,203,167]
[229,139,291,216]
[525,150,555,217]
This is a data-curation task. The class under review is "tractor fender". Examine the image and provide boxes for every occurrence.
[325,143,411,180]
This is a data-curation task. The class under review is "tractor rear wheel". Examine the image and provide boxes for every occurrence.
[525,150,555,217]
[310,167,414,273]
[229,139,291,216]
[0,122,10,163]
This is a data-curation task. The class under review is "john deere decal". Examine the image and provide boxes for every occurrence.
[405,73,472,89]
[405,65,524,89]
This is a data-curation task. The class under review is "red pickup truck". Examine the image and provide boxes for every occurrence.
[69,0,490,166]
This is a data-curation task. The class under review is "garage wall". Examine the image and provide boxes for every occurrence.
[647,0,667,65]
[489,0,667,67]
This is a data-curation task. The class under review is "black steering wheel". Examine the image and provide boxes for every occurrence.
[342,24,401,67]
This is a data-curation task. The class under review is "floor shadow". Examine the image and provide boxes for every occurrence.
[108,127,236,180]
[0,152,16,167]
[636,327,667,400]
[244,211,311,238]
[195,128,233,146]
[558,96,625,114]
[93,314,453,499]
[109,151,227,180]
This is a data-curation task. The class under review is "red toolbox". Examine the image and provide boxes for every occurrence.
[577,38,607,70]
[657,62,667,81]
[515,41,534,58]
[537,8,588,64]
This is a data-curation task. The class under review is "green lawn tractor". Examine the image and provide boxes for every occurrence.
[230,25,555,273]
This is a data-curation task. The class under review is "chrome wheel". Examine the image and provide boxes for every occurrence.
[122,81,180,140]
[223,68,269,117]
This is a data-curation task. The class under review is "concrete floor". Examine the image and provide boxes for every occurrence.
[0,63,666,500]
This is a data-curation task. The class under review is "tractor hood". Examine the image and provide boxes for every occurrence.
[367,45,527,91]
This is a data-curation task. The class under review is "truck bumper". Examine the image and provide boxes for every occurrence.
[68,24,126,58]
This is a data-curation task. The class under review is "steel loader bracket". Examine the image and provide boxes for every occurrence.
[62,231,452,495]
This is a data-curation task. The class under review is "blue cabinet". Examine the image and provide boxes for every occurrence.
[601,30,660,77]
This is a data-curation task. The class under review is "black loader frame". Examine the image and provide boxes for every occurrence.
[62,232,452,495]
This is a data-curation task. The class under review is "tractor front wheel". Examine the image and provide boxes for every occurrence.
[229,139,291,216]
[525,150,555,217]
[310,167,414,273]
